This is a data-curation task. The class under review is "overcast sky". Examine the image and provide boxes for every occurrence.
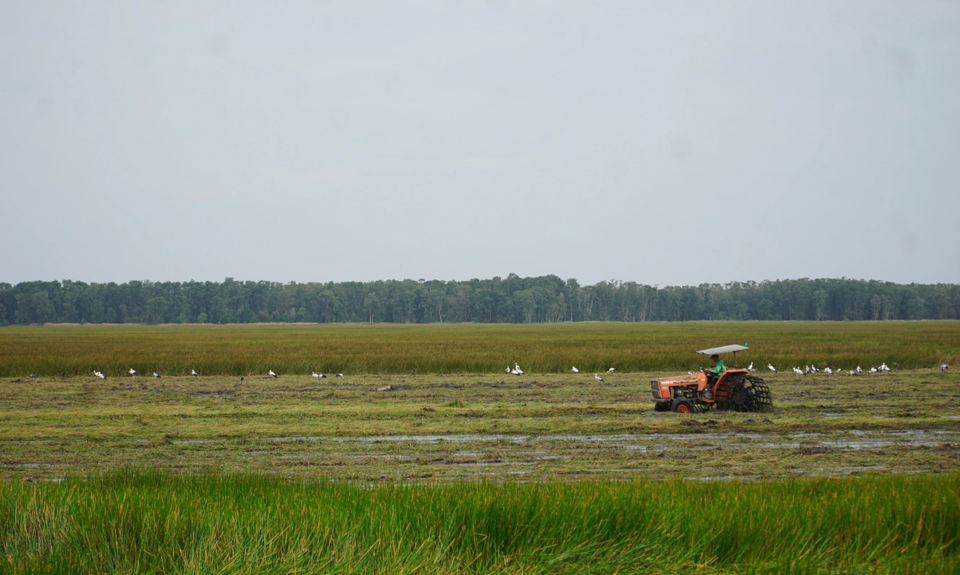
[1,1,958,287]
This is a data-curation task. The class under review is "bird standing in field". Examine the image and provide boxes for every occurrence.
[312,372,326,379]
[747,362,755,372]
[856,366,862,375]
[594,374,604,382]
[94,371,105,379]
[768,364,777,373]
[607,367,616,373]
[129,368,137,376]
[572,366,579,373]
[824,367,833,375]
[336,373,344,378]
[941,363,949,372]
[153,372,160,379]
[191,369,198,377]
[268,370,277,379]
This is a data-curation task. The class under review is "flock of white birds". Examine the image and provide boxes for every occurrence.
[92,368,346,380]
[89,362,950,380]
[757,361,905,377]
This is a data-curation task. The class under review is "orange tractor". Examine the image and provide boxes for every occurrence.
[651,345,773,413]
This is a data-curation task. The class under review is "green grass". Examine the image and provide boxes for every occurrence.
[1,322,959,376]
[2,470,958,574]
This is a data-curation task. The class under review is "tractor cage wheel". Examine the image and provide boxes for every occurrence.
[715,374,774,412]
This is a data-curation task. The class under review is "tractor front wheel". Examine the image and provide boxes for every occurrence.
[653,401,670,412]
[671,399,695,414]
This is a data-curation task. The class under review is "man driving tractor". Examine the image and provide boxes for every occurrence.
[704,353,725,385]
[650,344,773,413]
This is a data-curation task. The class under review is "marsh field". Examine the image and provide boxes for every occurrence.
[2,322,960,573]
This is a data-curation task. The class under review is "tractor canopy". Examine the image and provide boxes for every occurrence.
[696,344,748,356]
[697,344,749,367]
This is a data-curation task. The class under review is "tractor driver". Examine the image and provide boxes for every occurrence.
[704,354,726,385]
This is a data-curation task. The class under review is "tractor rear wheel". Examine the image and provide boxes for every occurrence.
[718,375,773,412]
[671,399,695,414]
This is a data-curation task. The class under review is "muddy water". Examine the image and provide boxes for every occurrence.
[246,428,960,481]
[269,429,959,449]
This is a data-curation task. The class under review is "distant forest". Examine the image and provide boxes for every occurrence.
[1,276,959,326]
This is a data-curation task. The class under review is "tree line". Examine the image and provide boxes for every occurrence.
[1,276,958,326]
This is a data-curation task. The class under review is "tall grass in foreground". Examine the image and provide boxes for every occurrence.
[1,321,959,376]
[1,471,958,574]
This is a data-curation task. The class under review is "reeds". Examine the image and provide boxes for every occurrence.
[1,321,958,376]
[1,470,957,574]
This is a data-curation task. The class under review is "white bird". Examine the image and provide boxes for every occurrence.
[191,369,198,377]
[268,370,277,379]
[594,374,605,382]
[572,366,579,373]
[793,367,804,376]
[824,367,833,374]
[848,370,856,376]
[336,373,344,378]
[153,372,160,379]
[880,363,891,372]
[607,367,616,373]
[856,366,862,374]
[506,366,511,374]
[129,368,137,376]
[747,362,755,372]
[512,363,523,375]
[94,370,105,379]
[804,366,811,374]
[312,372,327,379]
[869,367,878,373]
[768,364,777,373]
[942,364,950,372]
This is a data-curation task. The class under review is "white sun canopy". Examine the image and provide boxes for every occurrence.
[697,344,749,356]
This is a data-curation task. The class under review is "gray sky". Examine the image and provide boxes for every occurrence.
[1,1,958,287]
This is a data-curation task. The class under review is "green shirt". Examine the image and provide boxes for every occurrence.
[708,359,726,375]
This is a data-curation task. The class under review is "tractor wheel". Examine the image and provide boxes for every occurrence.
[720,375,773,412]
[671,399,695,414]
[653,401,670,412]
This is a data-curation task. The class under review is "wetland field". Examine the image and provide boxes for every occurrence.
[1,322,959,573]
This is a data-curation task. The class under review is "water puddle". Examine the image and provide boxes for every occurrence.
[268,432,772,445]
[265,429,960,451]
